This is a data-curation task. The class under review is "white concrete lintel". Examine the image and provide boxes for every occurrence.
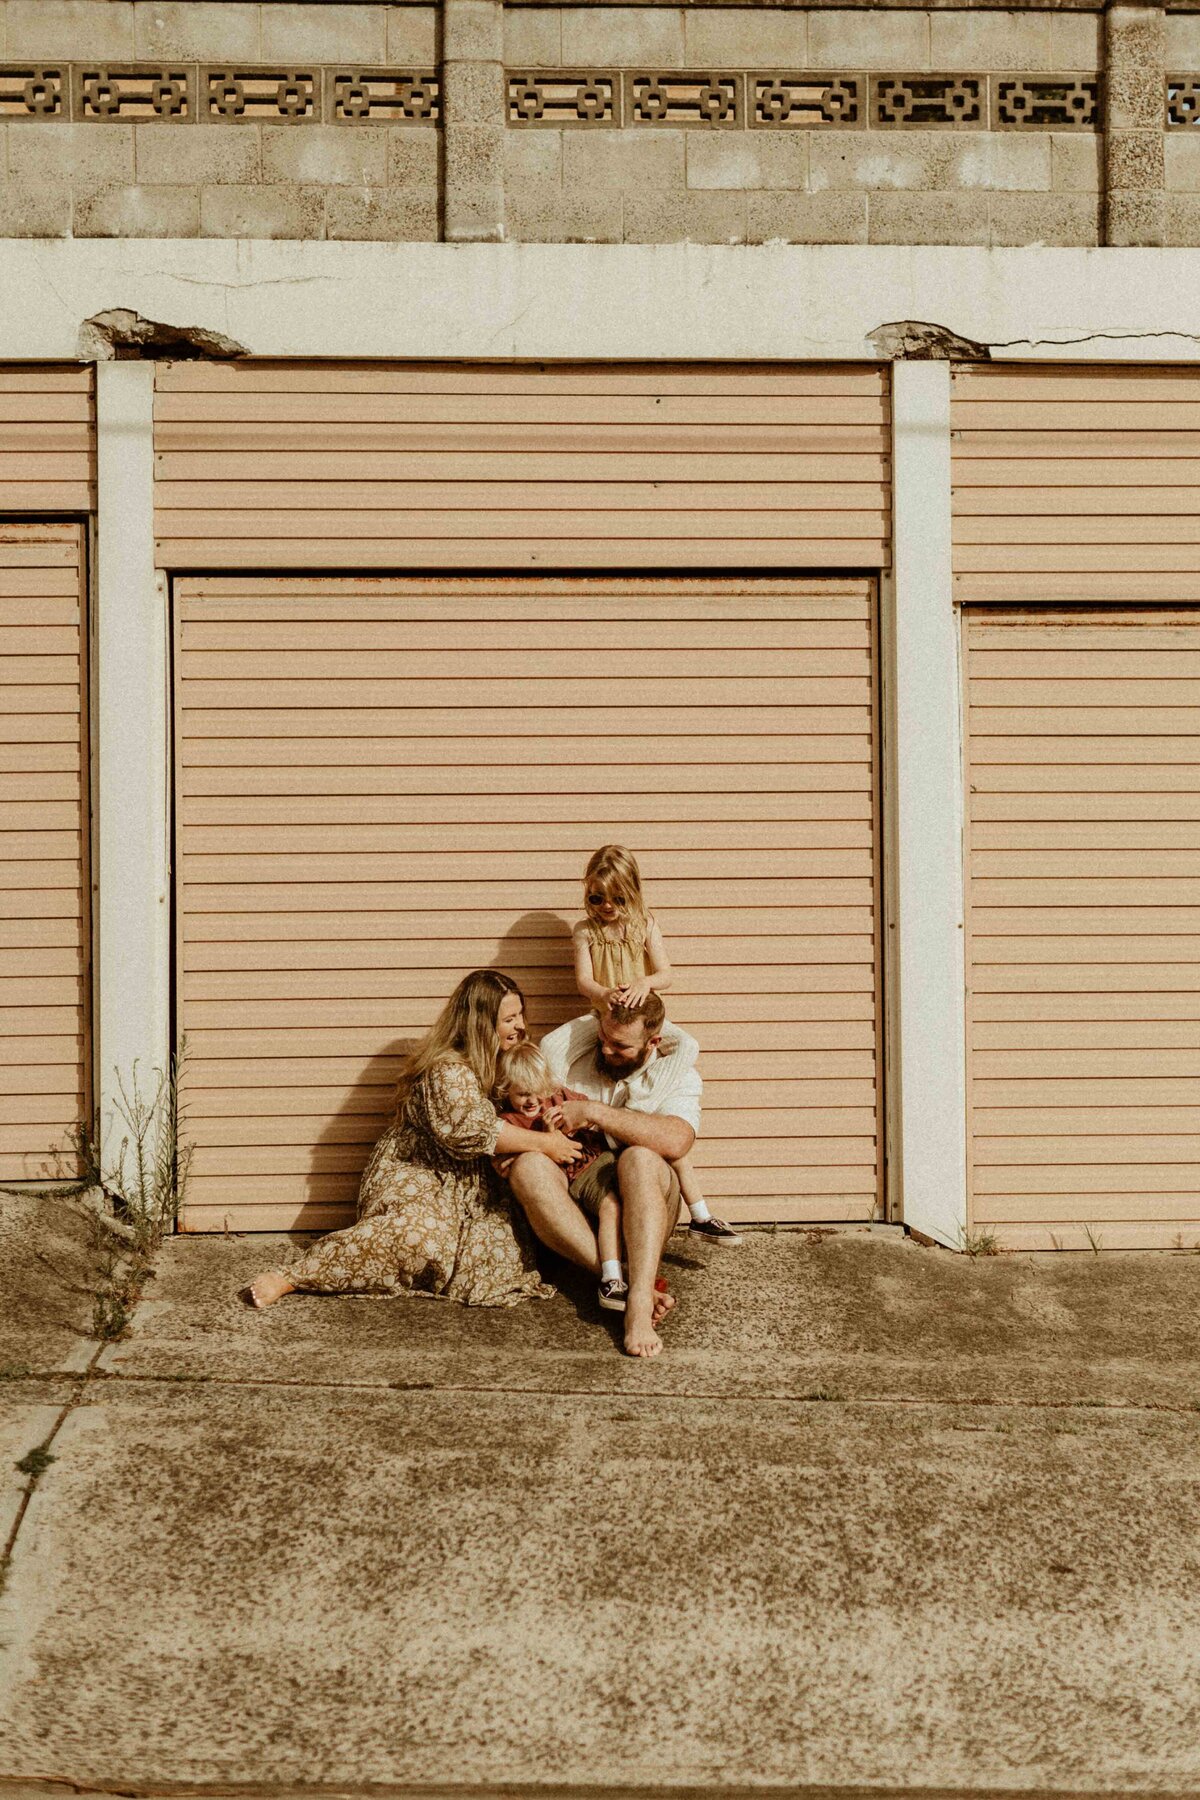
[3,240,1200,363]
[888,362,968,1251]
[94,363,171,1135]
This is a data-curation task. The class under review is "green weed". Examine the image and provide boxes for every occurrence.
[14,1446,55,1479]
[960,1226,1001,1258]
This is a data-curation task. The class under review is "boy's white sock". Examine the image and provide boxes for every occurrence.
[600,1259,623,1284]
[688,1199,712,1223]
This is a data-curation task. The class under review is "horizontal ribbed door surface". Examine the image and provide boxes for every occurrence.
[965,606,1200,1250]
[0,522,90,1178]
[154,362,890,570]
[953,363,1200,604]
[176,574,883,1233]
[0,367,95,513]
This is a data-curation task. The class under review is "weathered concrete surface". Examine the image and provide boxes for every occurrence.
[5,1230,1200,1793]
[0,1194,99,1376]
[105,1228,1200,1409]
[0,1382,74,1549]
[3,1376,1200,1789]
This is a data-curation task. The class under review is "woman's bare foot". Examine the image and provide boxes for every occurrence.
[246,1270,294,1309]
[624,1297,663,1359]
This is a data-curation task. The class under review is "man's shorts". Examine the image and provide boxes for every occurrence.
[568,1148,681,1217]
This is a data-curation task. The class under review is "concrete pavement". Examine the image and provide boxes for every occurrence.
[3,1200,1200,1794]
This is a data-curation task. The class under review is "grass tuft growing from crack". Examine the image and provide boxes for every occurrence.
[0,1044,193,1345]
[14,1446,56,1479]
[960,1226,1001,1259]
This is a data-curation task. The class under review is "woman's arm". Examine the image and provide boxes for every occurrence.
[572,919,611,1007]
[495,1119,583,1167]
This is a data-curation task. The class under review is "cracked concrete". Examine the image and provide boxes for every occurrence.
[4,1215,1200,1793]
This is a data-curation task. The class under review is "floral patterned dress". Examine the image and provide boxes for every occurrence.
[288,1056,555,1307]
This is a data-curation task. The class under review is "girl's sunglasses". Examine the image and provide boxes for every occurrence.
[588,892,626,907]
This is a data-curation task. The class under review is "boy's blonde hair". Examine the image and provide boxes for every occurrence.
[583,843,648,938]
[494,1040,556,1101]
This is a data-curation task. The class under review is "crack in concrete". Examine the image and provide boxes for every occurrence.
[1,1343,108,1591]
[988,328,1200,350]
[70,1367,1200,1419]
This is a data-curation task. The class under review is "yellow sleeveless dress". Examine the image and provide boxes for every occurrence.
[587,918,650,990]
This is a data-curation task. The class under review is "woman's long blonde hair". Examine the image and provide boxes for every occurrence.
[393,969,524,1118]
[583,843,648,941]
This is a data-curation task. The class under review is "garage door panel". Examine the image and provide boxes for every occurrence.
[177,575,883,1230]
[186,589,875,621]
[181,822,874,856]
[964,605,1200,1246]
[180,878,876,913]
[181,792,877,827]
[0,523,90,1182]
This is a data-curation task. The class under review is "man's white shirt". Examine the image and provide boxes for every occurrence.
[539,1013,702,1143]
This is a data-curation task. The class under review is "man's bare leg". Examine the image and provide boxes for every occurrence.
[508,1153,600,1274]
[617,1146,675,1359]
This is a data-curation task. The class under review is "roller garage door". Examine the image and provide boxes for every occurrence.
[175,575,884,1233]
[964,607,1200,1250]
[0,521,91,1179]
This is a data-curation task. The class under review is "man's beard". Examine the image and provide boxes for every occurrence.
[595,1044,650,1080]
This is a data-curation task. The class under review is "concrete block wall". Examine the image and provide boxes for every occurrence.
[0,2,441,239]
[0,0,1198,246]
[1167,13,1200,244]
[503,7,1103,246]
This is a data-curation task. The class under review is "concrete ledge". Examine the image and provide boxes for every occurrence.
[5,239,1200,363]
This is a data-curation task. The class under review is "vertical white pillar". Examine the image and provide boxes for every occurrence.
[888,360,968,1249]
[94,362,171,1128]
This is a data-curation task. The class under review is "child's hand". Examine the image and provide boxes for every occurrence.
[617,977,654,1008]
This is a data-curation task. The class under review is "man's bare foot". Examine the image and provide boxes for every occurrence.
[624,1298,663,1359]
[651,1287,676,1325]
[246,1270,294,1309]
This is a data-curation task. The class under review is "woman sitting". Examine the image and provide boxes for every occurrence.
[246,969,582,1309]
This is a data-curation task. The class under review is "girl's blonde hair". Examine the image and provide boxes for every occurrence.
[393,969,524,1119]
[494,1041,556,1102]
[583,843,648,939]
